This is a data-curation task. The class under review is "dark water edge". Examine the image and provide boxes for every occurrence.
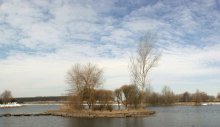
[1,105,220,127]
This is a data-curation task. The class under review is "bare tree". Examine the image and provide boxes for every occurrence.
[145,85,153,104]
[94,89,114,111]
[129,32,160,106]
[66,63,104,109]
[114,88,123,110]
[148,92,161,105]
[161,86,175,105]
[129,32,160,92]
[1,90,13,104]
[217,93,220,101]
[181,92,191,102]
[65,95,82,110]
[192,90,208,103]
[81,88,99,109]
[192,90,203,105]
[120,84,141,109]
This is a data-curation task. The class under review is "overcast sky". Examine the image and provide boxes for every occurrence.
[0,0,220,97]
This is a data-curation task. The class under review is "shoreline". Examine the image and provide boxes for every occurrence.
[174,102,220,106]
[0,109,155,118]
[147,102,220,107]
[1,101,220,108]
[47,109,155,118]
[0,103,22,108]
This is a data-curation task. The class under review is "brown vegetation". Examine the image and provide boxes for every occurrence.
[217,93,220,101]
[115,84,142,109]
[51,107,155,118]
[66,63,104,110]
[0,90,14,104]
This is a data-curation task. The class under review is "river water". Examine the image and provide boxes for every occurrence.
[0,105,220,127]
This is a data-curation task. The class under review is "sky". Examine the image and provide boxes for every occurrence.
[0,0,220,97]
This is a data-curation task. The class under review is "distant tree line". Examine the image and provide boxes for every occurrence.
[177,90,217,104]
[114,85,220,107]
[15,96,67,103]
[144,87,220,106]
[0,89,67,104]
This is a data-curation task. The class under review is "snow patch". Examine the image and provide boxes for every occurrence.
[0,102,22,108]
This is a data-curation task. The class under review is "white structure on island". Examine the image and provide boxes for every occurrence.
[0,102,22,108]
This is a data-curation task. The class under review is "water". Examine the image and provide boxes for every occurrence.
[1,105,220,127]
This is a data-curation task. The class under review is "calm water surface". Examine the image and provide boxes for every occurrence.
[1,105,220,127]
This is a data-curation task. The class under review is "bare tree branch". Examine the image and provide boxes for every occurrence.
[66,63,104,110]
[129,32,161,92]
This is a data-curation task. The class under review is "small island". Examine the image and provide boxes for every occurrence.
[47,109,155,118]
[48,36,159,118]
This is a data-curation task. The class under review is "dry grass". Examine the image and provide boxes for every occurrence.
[48,107,155,118]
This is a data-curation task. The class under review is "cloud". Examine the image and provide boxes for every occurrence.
[0,48,130,97]
[0,0,220,96]
[1,42,219,97]
[150,44,220,94]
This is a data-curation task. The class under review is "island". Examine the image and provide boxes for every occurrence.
[47,109,155,118]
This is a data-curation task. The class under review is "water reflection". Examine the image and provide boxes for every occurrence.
[67,118,145,127]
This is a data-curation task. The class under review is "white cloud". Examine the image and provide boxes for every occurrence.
[0,0,220,97]
[0,47,130,97]
[1,43,220,97]
[150,44,220,94]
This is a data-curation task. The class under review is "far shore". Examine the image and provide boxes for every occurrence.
[173,102,220,106]
[23,101,220,106]
[1,101,220,109]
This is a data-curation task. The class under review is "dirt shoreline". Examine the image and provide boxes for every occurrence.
[47,109,155,118]
[0,109,155,118]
